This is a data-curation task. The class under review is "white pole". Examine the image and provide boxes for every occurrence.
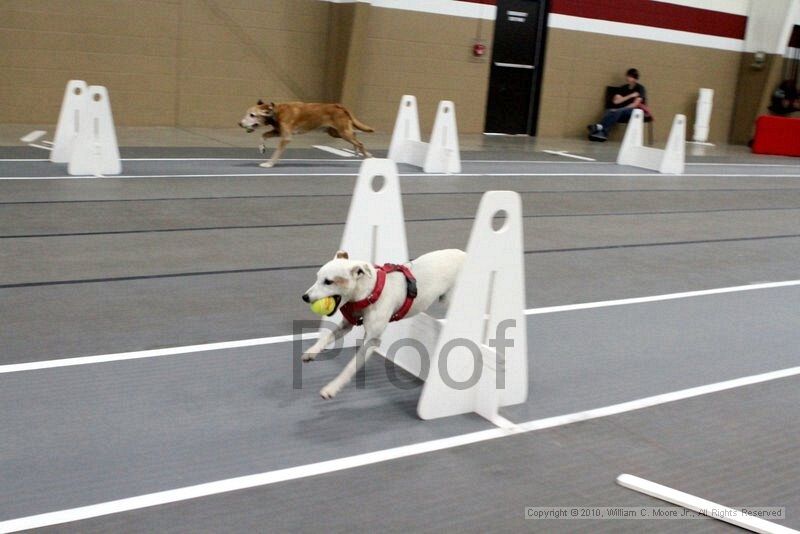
[693,88,714,143]
[617,474,797,534]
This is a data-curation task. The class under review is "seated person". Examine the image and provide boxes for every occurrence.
[588,68,647,141]
[769,79,800,116]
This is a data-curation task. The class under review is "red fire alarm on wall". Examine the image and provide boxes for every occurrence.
[472,41,486,57]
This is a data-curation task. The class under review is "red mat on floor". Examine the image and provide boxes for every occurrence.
[751,115,800,157]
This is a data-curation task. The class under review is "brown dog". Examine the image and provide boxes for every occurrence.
[238,100,374,167]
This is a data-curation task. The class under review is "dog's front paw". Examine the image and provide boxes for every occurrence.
[259,161,274,168]
[259,144,266,154]
[320,383,341,399]
[302,351,318,363]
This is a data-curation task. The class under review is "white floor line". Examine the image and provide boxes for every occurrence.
[312,145,355,158]
[1,157,798,168]
[0,427,505,533]
[687,141,716,147]
[0,333,319,375]
[3,365,799,533]
[0,173,362,180]
[542,150,597,162]
[2,173,800,181]
[517,366,800,434]
[27,143,51,151]
[467,161,800,167]
[524,280,800,316]
[487,414,523,432]
[0,158,357,163]
[688,162,798,167]
[1,280,796,376]
[617,474,797,534]
[19,131,47,143]
[125,158,353,162]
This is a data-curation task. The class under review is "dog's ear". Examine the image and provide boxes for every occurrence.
[335,250,349,260]
[350,263,373,279]
[257,99,264,105]
[362,263,375,278]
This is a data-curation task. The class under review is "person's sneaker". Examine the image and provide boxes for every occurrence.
[589,131,608,142]
[587,124,598,134]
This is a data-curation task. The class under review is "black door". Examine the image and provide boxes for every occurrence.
[484,0,547,135]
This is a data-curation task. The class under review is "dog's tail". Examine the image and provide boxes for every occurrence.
[339,105,375,132]
[351,115,375,133]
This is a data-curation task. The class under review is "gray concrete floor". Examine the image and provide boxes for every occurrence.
[0,131,798,532]
[39,375,800,534]
[1,286,798,525]
[0,121,781,158]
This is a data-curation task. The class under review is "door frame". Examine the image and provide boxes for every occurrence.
[484,0,549,136]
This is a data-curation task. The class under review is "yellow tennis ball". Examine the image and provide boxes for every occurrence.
[310,297,336,316]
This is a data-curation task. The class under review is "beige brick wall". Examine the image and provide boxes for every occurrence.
[730,52,788,144]
[1,1,745,141]
[350,7,494,134]
[538,28,741,143]
[0,0,330,126]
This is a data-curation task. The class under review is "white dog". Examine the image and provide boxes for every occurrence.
[301,249,466,399]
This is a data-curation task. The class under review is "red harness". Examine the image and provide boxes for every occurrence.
[339,263,417,326]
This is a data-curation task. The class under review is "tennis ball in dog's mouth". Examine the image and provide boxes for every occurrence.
[310,297,336,316]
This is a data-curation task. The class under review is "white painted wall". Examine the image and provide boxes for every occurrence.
[317,0,800,56]
[322,0,753,20]
[320,0,496,19]
[653,0,750,16]
[743,0,800,53]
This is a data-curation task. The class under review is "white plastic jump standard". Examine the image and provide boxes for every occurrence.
[68,85,121,176]
[417,189,527,421]
[388,96,421,169]
[617,109,686,174]
[328,158,528,422]
[339,158,409,265]
[388,95,461,174]
[51,80,88,163]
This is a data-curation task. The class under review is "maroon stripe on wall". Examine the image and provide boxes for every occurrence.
[457,0,747,40]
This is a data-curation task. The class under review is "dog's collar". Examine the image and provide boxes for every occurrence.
[339,264,417,326]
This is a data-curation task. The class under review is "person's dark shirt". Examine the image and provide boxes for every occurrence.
[769,79,799,114]
[611,83,646,109]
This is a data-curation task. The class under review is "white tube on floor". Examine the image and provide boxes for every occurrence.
[617,474,796,534]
